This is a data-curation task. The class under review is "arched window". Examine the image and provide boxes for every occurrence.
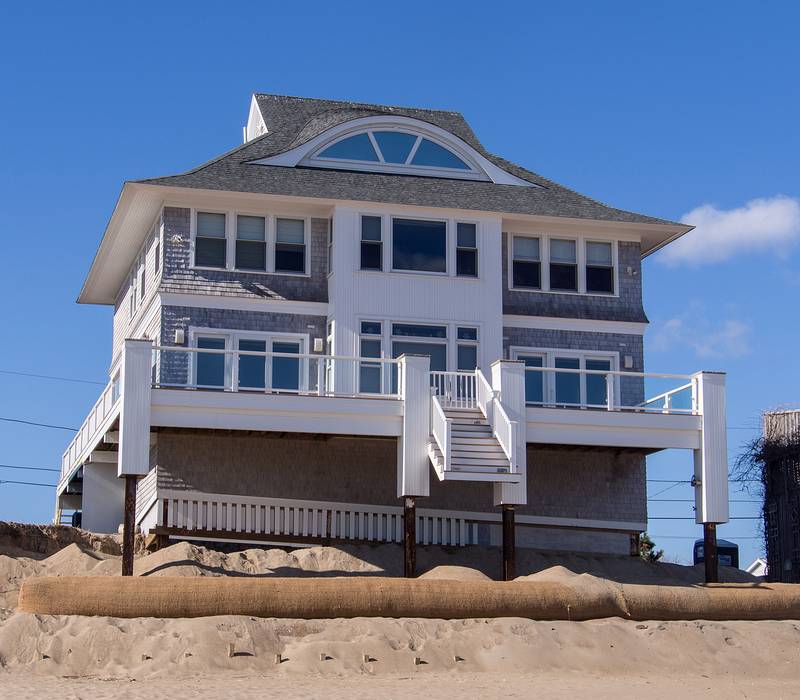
[308,127,481,177]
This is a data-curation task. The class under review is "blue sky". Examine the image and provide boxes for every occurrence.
[1,2,798,565]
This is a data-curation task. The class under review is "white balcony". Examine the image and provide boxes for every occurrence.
[57,340,729,529]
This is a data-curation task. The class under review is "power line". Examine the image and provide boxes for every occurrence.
[648,498,760,503]
[0,417,78,431]
[0,479,55,488]
[0,463,60,473]
[0,369,105,386]
[652,535,762,540]
[649,516,761,521]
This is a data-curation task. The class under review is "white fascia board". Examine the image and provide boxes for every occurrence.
[503,314,647,335]
[150,389,403,437]
[159,292,329,317]
[526,407,702,450]
[248,115,539,188]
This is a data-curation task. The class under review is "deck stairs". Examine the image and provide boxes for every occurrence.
[427,405,519,483]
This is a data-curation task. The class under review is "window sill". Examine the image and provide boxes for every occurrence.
[508,286,618,299]
[356,269,482,282]
[189,265,311,279]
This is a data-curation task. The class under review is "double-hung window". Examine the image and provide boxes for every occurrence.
[196,336,227,388]
[275,218,306,273]
[392,218,447,273]
[360,215,382,271]
[456,223,478,277]
[195,212,227,268]
[549,239,578,292]
[512,236,541,289]
[235,215,266,271]
[586,241,614,294]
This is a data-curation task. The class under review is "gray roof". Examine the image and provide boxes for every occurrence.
[137,93,680,226]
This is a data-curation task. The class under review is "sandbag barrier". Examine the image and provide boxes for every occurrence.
[17,576,800,621]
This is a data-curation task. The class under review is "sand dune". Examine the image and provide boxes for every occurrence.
[0,532,797,698]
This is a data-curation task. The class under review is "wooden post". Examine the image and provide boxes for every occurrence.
[704,522,718,584]
[404,496,416,578]
[502,504,516,581]
[630,532,641,557]
[122,474,137,576]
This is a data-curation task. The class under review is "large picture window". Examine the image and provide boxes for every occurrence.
[392,218,446,273]
[195,212,227,268]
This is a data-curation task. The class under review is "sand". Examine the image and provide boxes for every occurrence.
[1,529,798,698]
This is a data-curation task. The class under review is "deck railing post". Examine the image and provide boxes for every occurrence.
[605,373,615,411]
[692,371,729,585]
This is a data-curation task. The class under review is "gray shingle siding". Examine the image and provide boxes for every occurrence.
[157,305,326,386]
[160,207,329,303]
[502,235,647,323]
[503,326,645,406]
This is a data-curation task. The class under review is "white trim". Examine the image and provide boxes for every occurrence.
[159,291,328,316]
[503,314,647,335]
[249,115,538,188]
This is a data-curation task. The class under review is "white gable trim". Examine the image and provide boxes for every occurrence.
[248,115,538,188]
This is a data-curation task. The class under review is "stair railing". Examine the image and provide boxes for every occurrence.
[475,369,518,472]
[430,393,452,471]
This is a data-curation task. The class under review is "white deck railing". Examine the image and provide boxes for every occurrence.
[152,346,401,399]
[153,490,474,546]
[60,378,121,480]
[135,467,159,524]
[522,366,698,414]
[430,394,452,468]
[430,370,477,409]
[475,369,517,468]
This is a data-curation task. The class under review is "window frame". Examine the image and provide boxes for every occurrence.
[190,209,312,277]
[509,346,620,407]
[584,239,616,295]
[390,215,449,276]
[234,213,268,272]
[455,221,479,278]
[193,209,228,270]
[274,216,308,275]
[548,237,579,293]
[356,316,483,376]
[507,233,620,297]
[511,234,542,290]
[359,214,383,272]
[307,125,486,181]
[188,327,310,393]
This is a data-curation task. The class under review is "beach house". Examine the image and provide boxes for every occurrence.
[54,93,729,577]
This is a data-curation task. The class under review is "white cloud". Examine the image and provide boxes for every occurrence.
[650,310,751,359]
[659,195,800,265]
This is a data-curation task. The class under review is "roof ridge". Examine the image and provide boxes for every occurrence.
[254,92,464,117]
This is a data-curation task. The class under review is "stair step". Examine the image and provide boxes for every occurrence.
[449,465,512,474]
[451,457,511,467]
[450,443,507,453]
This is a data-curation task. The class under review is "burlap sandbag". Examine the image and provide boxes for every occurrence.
[18,576,624,620]
[17,576,800,620]
[620,582,800,621]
